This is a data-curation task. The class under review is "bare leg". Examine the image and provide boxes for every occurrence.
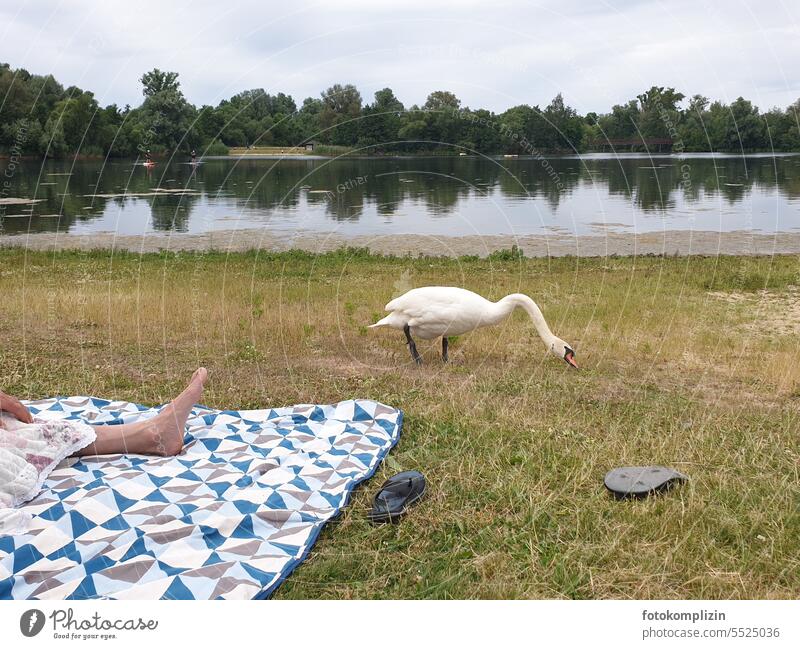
[442,337,449,363]
[403,324,422,365]
[77,368,207,457]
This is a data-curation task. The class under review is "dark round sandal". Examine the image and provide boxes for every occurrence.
[604,465,688,500]
[368,470,426,524]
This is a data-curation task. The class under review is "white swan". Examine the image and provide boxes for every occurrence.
[370,286,578,367]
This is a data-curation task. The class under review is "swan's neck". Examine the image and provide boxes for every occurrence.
[494,294,556,347]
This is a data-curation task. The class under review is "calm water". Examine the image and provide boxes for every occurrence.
[1,154,799,237]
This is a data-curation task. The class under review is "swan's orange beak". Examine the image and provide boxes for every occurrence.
[564,350,578,369]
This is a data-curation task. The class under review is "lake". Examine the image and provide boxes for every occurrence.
[1,153,798,238]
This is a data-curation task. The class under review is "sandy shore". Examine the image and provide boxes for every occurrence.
[1,229,799,257]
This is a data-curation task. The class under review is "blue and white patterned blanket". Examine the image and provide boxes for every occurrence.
[0,396,402,599]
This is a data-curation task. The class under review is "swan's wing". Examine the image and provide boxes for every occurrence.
[385,288,432,312]
[385,287,477,313]
[406,302,464,328]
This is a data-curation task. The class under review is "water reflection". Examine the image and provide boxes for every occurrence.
[0,154,798,236]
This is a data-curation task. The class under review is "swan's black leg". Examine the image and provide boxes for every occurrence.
[404,324,422,365]
[442,337,449,363]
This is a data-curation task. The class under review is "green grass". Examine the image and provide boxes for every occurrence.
[0,248,798,599]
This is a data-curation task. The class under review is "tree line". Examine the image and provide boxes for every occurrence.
[1,63,799,158]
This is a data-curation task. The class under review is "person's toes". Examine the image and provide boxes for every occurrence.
[191,367,208,385]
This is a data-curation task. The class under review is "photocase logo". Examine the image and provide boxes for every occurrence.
[20,609,45,637]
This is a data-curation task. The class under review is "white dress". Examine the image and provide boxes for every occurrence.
[0,414,96,533]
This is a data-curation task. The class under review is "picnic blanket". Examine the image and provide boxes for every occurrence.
[0,396,402,599]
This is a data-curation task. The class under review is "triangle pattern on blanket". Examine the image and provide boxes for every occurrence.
[0,398,402,600]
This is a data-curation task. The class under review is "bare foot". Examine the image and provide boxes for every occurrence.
[146,367,207,456]
[76,368,209,457]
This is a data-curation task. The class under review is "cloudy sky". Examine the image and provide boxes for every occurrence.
[2,0,798,113]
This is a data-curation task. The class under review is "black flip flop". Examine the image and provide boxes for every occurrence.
[368,470,426,524]
[604,465,688,500]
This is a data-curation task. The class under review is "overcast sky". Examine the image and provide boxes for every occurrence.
[2,0,798,114]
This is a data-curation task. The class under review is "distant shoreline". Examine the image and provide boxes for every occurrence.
[2,229,799,258]
[3,151,799,161]
[213,151,800,160]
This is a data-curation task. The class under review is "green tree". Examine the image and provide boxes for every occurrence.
[678,95,710,151]
[421,90,463,148]
[424,91,461,111]
[397,106,428,151]
[499,104,537,153]
[782,99,800,150]
[636,86,685,139]
[359,88,404,150]
[39,113,67,157]
[293,97,323,143]
[135,70,196,153]
[706,101,729,151]
[597,100,639,140]
[543,93,584,150]
[0,65,34,132]
[460,108,502,153]
[762,106,791,150]
[139,69,180,97]
[728,97,764,150]
[319,83,362,145]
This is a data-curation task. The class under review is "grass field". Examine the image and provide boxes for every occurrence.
[0,247,798,599]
